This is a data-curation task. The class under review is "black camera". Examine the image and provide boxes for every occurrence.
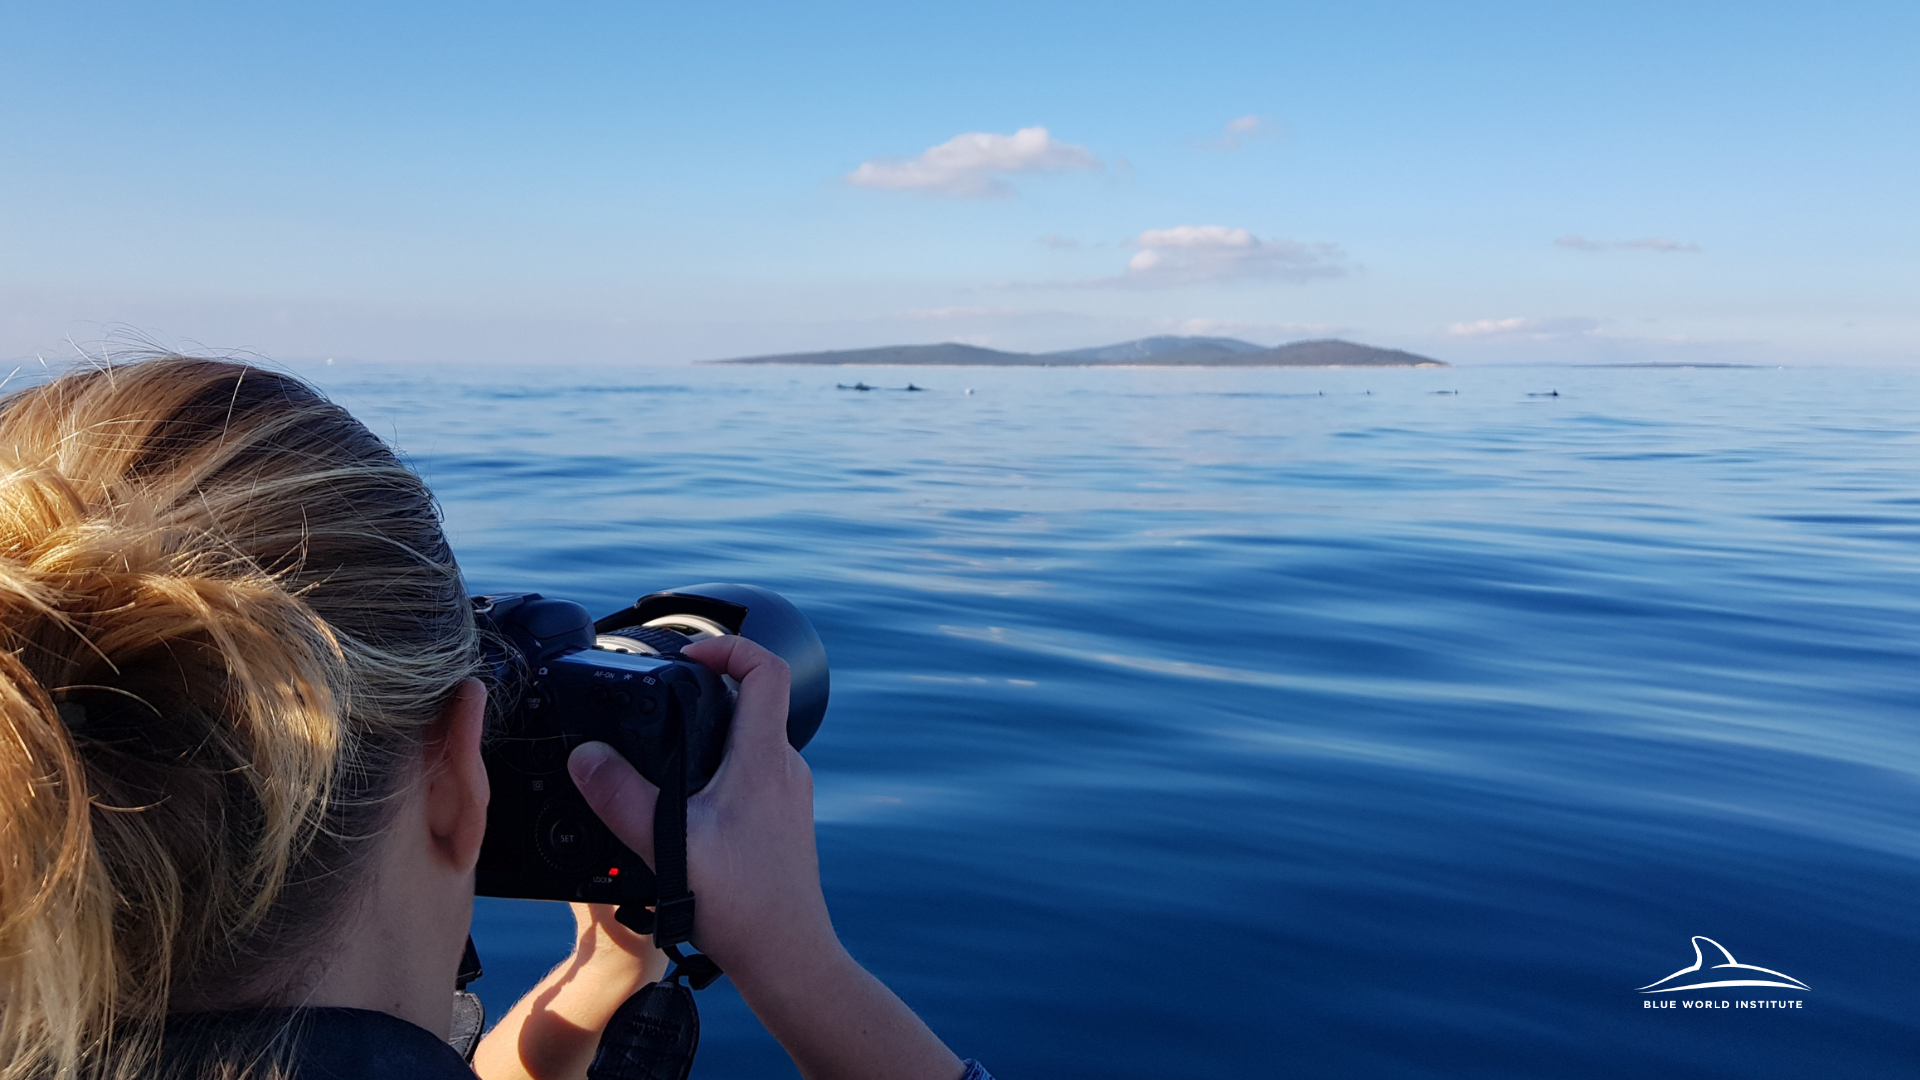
[472,584,828,910]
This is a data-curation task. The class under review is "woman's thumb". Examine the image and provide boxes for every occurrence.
[568,741,660,867]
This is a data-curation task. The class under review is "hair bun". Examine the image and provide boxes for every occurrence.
[0,356,477,1078]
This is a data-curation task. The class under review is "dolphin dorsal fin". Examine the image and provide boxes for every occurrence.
[1693,936,1739,968]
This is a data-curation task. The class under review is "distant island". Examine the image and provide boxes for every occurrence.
[705,336,1447,368]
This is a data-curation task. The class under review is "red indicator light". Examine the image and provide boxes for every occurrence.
[607,867,620,876]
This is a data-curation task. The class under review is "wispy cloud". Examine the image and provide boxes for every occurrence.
[1555,234,1702,253]
[1120,225,1344,287]
[845,126,1099,198]
[898,305,1040,321]
[1201,113,1280,150]
[1161,316,1340,339]
[1447,315,1603,340]
[1620,236,1701,253]
[1038,234,1082,250]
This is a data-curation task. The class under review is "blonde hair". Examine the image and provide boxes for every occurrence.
[0,356,479,1079]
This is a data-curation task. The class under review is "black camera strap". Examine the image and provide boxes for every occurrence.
[587,978,700,1080]
[448,937,486,1063]
[649,731,695,945]
[599,679,721,1080]
[616,675,724,991]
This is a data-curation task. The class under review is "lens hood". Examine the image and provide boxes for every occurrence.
[595,583,829,751]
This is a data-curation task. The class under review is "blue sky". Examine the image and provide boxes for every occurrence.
[2,0,1915,365]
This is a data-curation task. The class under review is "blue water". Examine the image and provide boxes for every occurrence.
[312,361,1920,1078]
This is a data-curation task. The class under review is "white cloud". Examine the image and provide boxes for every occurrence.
[1447,316,1603,339]
[1121,225,1344,287]
[845,126,1099,197]
[1555,234,1701,253]
[1205,114,1279,150]
[1448,317,1531,337]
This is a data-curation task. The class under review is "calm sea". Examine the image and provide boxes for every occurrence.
[311,360,1920,1079]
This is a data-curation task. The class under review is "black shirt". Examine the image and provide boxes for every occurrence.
[160,1007,474,1079]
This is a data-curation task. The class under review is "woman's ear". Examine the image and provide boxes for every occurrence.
[424,678,490,871]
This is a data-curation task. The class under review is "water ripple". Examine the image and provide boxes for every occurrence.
[312,361,1920,1079]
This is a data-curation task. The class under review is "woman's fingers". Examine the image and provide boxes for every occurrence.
[681,635,792,756]
[568,741,660,867]
[569,636,790,867]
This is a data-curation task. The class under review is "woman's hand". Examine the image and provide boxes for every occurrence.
[470,904,668,1080]
[567,636,964,1080]
[566,635,835,981]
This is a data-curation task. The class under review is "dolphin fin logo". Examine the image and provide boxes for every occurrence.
[1638,936,1810,994]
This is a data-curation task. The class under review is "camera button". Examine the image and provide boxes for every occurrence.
[527,735,568,773]
[613,691,632,707]
[540,811,598,869]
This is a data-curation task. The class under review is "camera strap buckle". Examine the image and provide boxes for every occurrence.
[651,893,696,944]
[662,942,725,991]
[614,903,724,992]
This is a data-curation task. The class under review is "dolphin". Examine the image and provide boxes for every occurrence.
[1638,937,1810,994]
[835,382,874,391]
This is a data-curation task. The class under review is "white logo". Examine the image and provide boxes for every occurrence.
[1638,936,1810,994]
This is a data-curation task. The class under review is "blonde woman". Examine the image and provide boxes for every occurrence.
[0,357,984,1080]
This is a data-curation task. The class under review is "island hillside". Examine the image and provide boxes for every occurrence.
[704,336,1446,368]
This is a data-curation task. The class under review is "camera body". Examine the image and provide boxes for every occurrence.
[473,584,828,907]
